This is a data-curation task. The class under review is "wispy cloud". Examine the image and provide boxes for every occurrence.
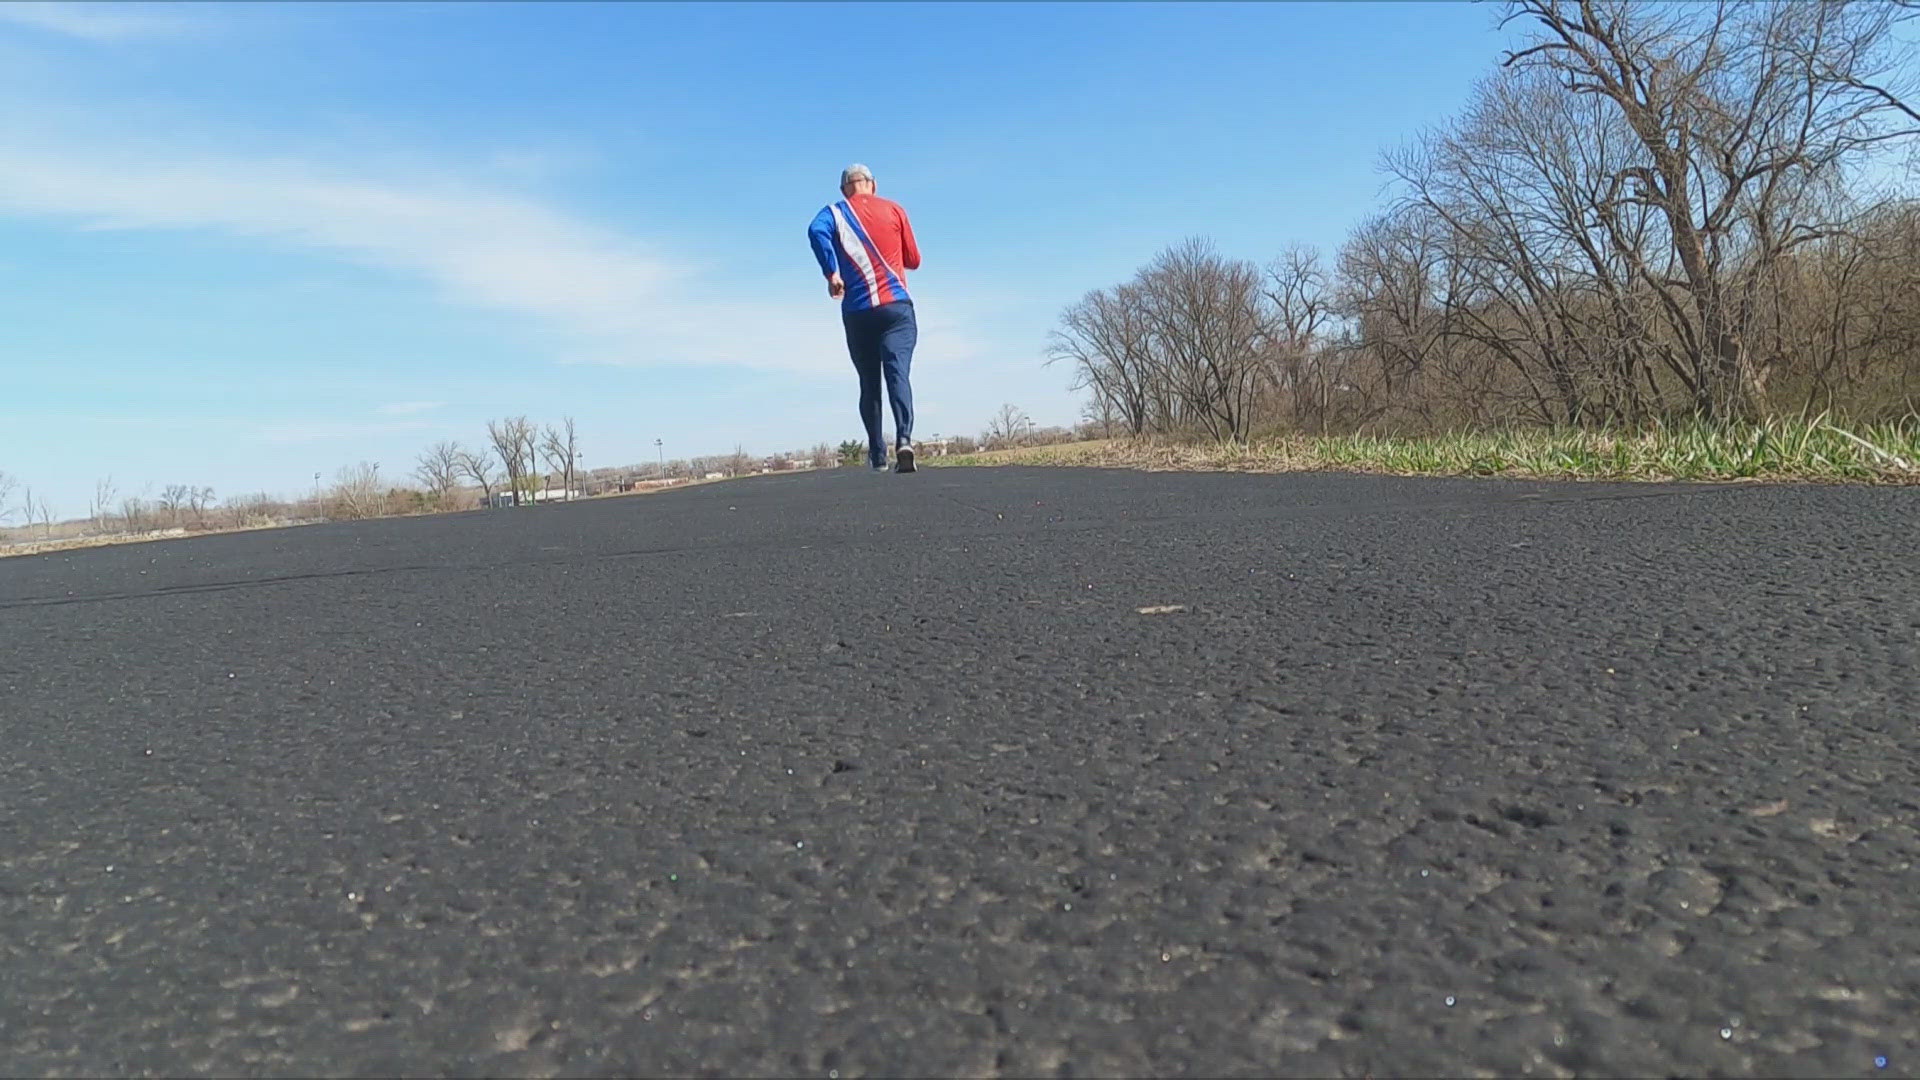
[88,415,234,432]
[257,419,441,445]
[378,401,447,416]
[0,2,195,42]
[71,414,446,445]
[0,143,675,323]
[0,135,862,376]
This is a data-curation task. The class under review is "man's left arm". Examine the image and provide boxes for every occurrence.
[898,205,921,271]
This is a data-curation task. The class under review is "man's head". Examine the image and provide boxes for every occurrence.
[840,163,875,197]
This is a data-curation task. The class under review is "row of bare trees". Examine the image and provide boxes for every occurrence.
[0,469,240,544]
[479,415,581,507]
[413,419,832,511]
[6,420,881,547]
[978,403,1083,449]
[1050,239,1293,440]
[0,470,225,539]
[403,416,583,512]
[0,470,56,537]
[1052,0,1919,437]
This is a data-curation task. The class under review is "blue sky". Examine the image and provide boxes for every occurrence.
[1,1,1526,516]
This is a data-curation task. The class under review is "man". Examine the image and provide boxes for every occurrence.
[808,163,922,472]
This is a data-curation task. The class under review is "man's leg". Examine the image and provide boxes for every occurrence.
[877,301,918,453]
[842,308,887,469]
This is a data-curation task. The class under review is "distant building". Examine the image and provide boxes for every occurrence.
[483,488,584,508]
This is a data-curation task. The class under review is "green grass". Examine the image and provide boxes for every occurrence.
[928,418,1919,483]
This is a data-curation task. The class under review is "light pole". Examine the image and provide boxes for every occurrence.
[655,438,664,471]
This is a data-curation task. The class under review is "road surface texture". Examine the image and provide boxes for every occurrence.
[3,467,1917,1078]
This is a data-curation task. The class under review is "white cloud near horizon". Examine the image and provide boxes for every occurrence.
[0,2,196,42]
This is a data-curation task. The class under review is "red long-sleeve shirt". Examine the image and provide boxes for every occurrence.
[849,193,920,274]
[809,192,921,310]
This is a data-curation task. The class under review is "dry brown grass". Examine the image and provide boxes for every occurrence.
[929,438,1339,474]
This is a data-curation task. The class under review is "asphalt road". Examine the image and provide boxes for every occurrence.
[3,466,1917,1078]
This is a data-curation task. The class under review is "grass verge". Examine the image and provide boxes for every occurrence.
[928,419,1920,483]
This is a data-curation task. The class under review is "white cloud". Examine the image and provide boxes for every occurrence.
[562,288,1008,379]
[0,33,1066,397]
[81,415,236,435]
[257,419,440,444]
[0,144,674,321]
[67,414,447,445]
[0,137,888,378]
[378,401,447,416]
[0,2,194,42]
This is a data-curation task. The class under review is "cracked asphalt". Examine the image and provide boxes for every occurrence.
[2,466,1917,1078]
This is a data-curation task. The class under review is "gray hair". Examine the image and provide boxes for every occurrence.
[840,163,874,187]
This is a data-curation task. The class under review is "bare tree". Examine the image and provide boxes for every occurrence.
[1503,0,1920,417]
[331,462,384,520]
[985,403,1034,447]
[1079,395,1118,439]
[539,418,581,499]
[486,416,539,506]
[158,484,192,526]
[186,486,215,528]
[0,470,16,525]
[1132,238,1271,440]
[90,476,118,533]
[226,493,285,529]
[18,484,54,538]
[1384,66,1639,426]
[1048,285,1158,435]
[415,441,466,508]
[1263,244,1333,427]
[455,448,499,506]
[1335,208,1456,414]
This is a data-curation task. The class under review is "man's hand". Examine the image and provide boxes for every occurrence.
[827,273,845,299]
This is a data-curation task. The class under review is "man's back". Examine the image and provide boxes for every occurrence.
[809,193,922,311]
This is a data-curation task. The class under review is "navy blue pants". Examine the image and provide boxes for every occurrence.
[842,300,916,468]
